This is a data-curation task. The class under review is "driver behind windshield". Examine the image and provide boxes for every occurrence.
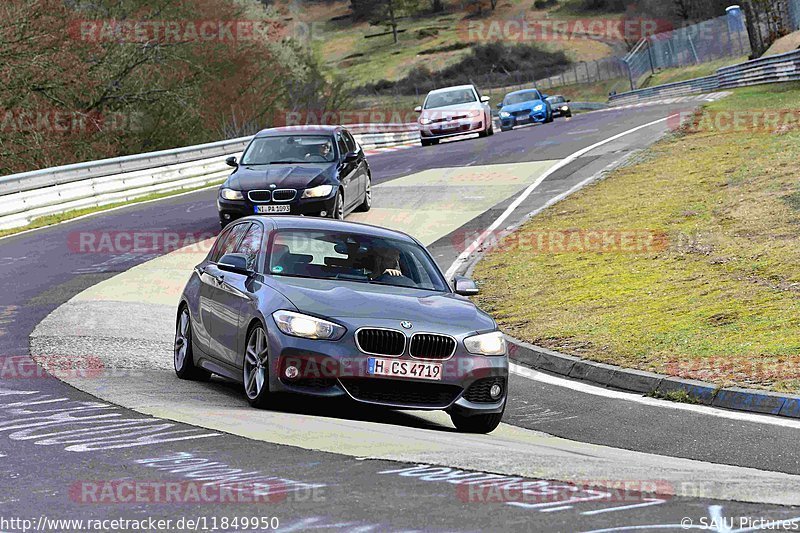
[371,247,403,279]
[304,140,333,162]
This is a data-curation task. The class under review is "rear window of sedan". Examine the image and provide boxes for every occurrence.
[266,230,448,292]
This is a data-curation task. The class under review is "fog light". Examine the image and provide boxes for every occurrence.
[489,383,502,399]
[319,211,327,217]
[223,213,231,220]
[285,366,299,379]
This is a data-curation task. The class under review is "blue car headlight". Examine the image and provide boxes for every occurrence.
[273,310,346,340]
[533,103,544,111]
[499,111,511,118]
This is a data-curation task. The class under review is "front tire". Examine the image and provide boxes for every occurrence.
[174,306,211,381]
[328,191,344,220]
[356,177,372,212]
[450,409,504,434]
[421,138,439,147]
[243,324,272,408]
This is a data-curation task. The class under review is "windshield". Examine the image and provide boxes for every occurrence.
[503,91,542,106]
[241,135,336,165]
[424,88,477,109]
[267,230,449,292]
[547,96,564,104]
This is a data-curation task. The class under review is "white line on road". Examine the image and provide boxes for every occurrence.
[510,362,800,430]
[444,115,673,279]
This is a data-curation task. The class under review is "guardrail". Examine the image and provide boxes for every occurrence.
[0,123,420,231]
[717,48,800,88]
[608,49,800,106]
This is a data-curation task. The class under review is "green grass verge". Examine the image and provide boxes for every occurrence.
[0,182,222,239]
[473,82,800,393]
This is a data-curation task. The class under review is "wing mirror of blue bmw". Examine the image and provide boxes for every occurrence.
[225,156,238,168]
[217,253,251,275]
[453,276,479,296]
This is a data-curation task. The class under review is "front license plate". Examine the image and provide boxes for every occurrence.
[255,205,290,214]
[368,358,442,381]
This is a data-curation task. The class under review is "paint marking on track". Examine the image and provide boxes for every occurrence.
[444,115,674,279]
[510,362,800,430]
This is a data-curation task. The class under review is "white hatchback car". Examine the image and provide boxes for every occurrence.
[414,84,494,146]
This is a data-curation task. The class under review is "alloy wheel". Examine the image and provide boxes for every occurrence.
[174,308,190,371]
[243,326,269,400]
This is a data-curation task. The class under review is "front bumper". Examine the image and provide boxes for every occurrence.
[218,191,337,223]
[264,318,508,414]
[420,119,484,140]
[500,110,547,128]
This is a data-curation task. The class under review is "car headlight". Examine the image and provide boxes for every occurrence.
[464,331,506,356]
[466,110,481,118]
[272,310,346,340]
[533,104,544,111]
[220,188,244,201]
[420,117,432,125]
[561,106,569,111]
[301,185,334,199]
[499,111,511,118]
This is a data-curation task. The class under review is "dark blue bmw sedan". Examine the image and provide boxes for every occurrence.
[174,216,508,433]
[217,126,372,227]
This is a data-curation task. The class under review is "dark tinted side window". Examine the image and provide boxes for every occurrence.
[336,134,348,157]
[211,223,250,263]
[343,130,358,153]
[236,223,264,271]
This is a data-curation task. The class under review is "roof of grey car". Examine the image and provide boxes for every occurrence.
[254,125,341,137]
[243,216,418,243]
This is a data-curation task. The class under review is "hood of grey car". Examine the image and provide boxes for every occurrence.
[267,277,495,331]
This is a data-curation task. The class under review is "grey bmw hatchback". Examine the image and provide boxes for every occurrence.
[174,216,508,433]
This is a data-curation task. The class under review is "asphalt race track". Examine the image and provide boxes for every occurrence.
[5,99,800,532]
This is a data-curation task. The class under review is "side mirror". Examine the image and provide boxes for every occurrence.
[453,276,479,296]
[496,103,503,109]
[566,98,571,102]
[414,105,422,113]
[218,253,251,275]
[225,156,238,168]
[480,95,490,103]
[343,151,359,163]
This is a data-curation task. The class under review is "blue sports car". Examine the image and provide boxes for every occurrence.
[497,89,553,132]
